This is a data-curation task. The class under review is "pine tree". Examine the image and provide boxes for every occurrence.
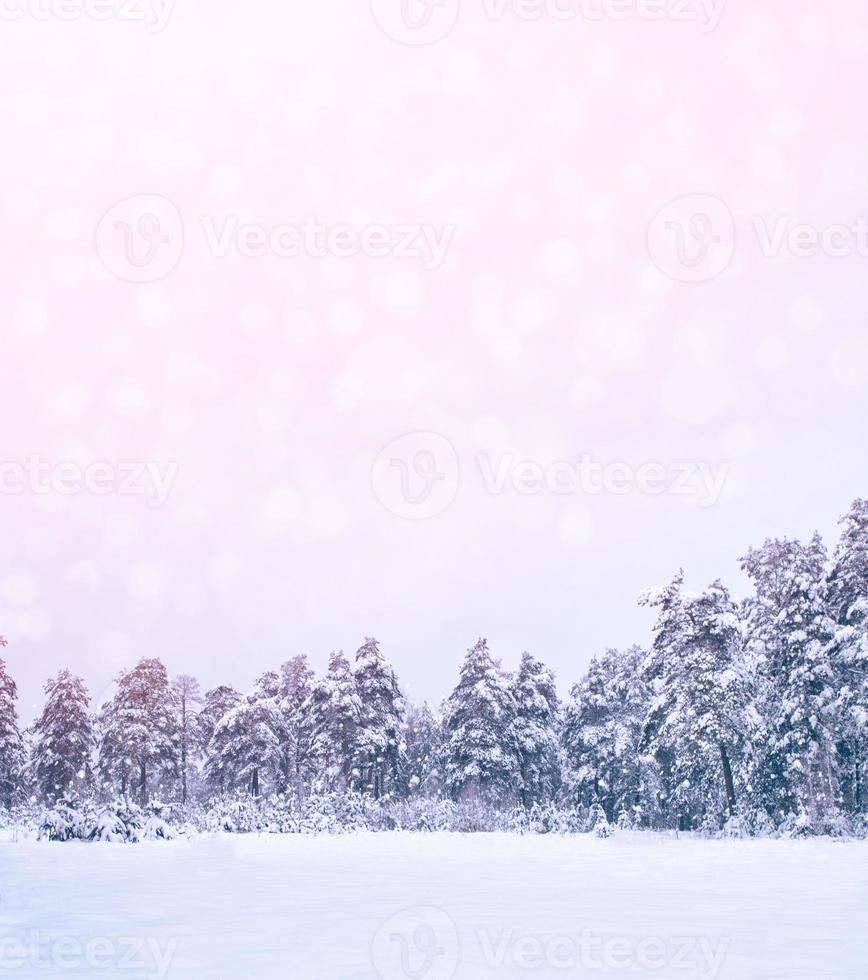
[198,685,242,749]
[827,499,868,628]
[31,669,94,801]
[0,645,24,806]
[562,646,658,826]
[354,638,405,799]
[398,702,444,799]
[253,670,280,699]
[636,572,687,824]
[512,651,560,808]
[205,675,281,797]
[826,500,868,814]
[198,685,242,797]
[307,652,362,791]
[443,638,518,803]
[172,674,201,804]
[276,656,316,801]
[741,535,837,826]
[641,578,747,828]
[98,658,177,803]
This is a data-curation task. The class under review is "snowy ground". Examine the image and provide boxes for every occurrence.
[1,832,865,979]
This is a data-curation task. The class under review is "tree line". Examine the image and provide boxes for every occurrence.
[1,498,866,835]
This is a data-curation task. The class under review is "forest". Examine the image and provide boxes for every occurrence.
[1,498,866,840]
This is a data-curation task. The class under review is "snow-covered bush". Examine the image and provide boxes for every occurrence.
[745,809,777,838]
[143,793,595,838]
[0,801,39,840]
[722,815,747,839]
[89,806,129,843]
[34,799,176,843]
[40,797,91,841]
[11,790,868,840]
[585,802,613,837]
[699,811,724,838]
[141,815,174,840]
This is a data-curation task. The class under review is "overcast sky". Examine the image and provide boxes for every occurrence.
[2,1,868,721]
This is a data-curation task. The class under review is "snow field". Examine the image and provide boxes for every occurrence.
[1,831,865,979]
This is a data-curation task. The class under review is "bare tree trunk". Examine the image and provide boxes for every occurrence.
[719,743,737,816]
[295,743,305,803]
[341,733,351,789]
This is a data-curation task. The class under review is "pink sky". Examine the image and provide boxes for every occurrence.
[2,0,868,719]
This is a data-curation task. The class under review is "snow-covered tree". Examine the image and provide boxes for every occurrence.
[826,500,868,814]
[31,670,94,801]
[205,675,281,797]
[354,638,405,799]
[562,646,658,826]
[307,652,362,791]
[741,535,837,826]
[97,658,177,803]
[398,701,444,799]
[276,655,316,800]
[511,651,560,808]
[443,638,518,803]
[198,685,241,750]
[827,499,868,628]
[641,577,747,828]
[253,670,280,699]
[172,674,201,804]
[198,685,242,797]
[0,645,24,806]
[6,496,865,830]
